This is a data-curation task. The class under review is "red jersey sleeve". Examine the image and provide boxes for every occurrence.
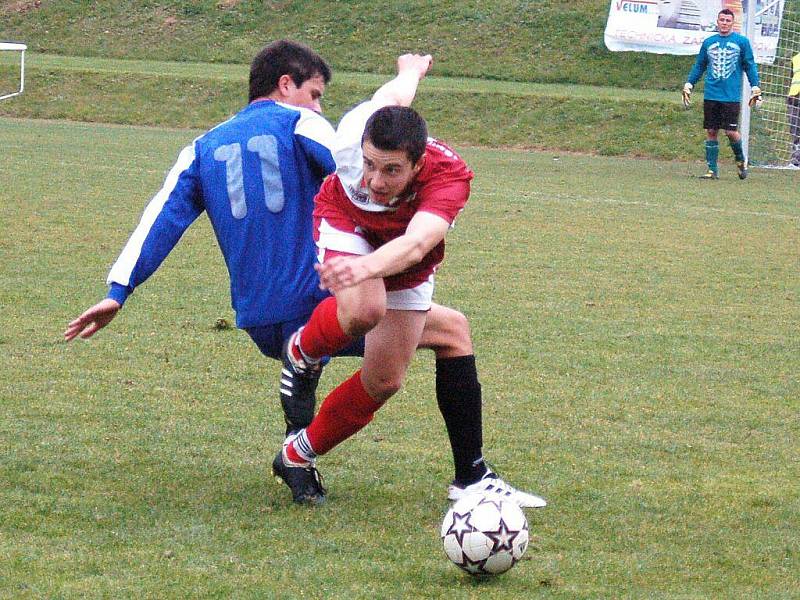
[414,139,474,224]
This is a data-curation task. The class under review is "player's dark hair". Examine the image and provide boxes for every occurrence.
[249,40,331,102]
[718,8,735,19]
[362,106,428,165]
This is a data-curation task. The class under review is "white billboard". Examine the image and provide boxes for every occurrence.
[604,1,786,64]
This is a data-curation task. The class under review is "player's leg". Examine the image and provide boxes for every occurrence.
[277,209,380,439]
[294,308,425,457]
[287,277,385,364]
[702,100,720,179]
[283,212,382,371]
[420,304,547,508]
[305,308,425,451]
[418,305,485,484]
[720,101,746,179]
[703,131,720,178]
[246,316,328,437]
[275,309,426,504]
[727,129,747,179]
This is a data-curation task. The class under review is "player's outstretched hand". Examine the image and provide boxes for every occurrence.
[315,256,371,292]
[682,82,693,108]
[749,86,763,108]
[397,53,433,81]
[64,298,122,341]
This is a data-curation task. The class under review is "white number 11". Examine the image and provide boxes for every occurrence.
[214,135,285,219]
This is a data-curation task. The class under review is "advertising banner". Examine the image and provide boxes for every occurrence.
[604,0,786,64]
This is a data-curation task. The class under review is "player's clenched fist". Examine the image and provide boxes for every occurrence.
[397,53,433,80]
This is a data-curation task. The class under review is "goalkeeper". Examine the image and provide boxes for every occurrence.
[682,8,760,180]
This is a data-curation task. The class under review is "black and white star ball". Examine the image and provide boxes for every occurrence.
[440,493,529,576]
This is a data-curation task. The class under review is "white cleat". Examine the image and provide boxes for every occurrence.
[447,471,547,509]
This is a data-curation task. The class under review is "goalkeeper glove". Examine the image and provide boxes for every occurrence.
[682,82,693,108]
[749,86,763,108]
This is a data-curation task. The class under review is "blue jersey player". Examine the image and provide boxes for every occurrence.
[682,8,760,180]
[64,42,547,509]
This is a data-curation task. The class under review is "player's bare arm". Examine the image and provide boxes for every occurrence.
[315,211,450,292]
[371,53,433,107]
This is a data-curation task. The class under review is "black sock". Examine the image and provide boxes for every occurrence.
[436,355,488,486]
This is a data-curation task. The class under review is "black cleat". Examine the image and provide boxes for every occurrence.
[280,329,322,436]
[736,160,748,180]
[272,450,326,505]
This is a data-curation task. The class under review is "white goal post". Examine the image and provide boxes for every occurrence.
[0,42,27,101]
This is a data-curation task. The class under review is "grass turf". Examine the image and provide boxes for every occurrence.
[1,117,798,598]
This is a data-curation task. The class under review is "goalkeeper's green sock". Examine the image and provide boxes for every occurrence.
[705,140,719,174]
[730,139,745,162]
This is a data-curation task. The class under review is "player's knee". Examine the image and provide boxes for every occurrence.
[445,309,472,348]
[435,308,473,356]
[362,372,403,403]
[339,298,386,337]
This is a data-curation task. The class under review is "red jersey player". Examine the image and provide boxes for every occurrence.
[272,54,546,510]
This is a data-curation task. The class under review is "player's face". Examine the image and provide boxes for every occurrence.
[717,12,734,35]
[284,74,326,113]
[361,140,423,205]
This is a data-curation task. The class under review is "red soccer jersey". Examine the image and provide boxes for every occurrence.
[313,138,474,290]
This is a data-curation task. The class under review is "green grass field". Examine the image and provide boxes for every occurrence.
[1,117,798,598]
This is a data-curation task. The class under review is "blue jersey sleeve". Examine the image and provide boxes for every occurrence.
[293,107,336,178]
[741,38,760,88]
[106,142,204,304]
[687,38,709,85]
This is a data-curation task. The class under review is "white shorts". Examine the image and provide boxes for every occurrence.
[316,218,434,311]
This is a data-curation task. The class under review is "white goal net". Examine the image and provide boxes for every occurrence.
[0,42,27,101]
[748,1,800,168]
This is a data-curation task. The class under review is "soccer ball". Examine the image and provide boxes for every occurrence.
[440,493,529,576]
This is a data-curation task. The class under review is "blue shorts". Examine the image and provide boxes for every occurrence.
[244,314,365,361]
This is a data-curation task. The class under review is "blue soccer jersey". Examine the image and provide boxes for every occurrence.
[687,32,759,103]
[107,100,336,328]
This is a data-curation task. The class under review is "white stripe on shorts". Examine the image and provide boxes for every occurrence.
[316,218,374,256]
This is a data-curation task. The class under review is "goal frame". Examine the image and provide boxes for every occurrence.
[740,0,798,167]
[0,42,27,101]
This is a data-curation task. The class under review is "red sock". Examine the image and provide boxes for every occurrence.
[284,441,307,465]
[305,370,382,455]
[299,296,353,359]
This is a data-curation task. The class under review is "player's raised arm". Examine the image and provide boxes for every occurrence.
[371,53,433,107]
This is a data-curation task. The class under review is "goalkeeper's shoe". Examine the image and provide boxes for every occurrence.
[448,471,547,509]
[699,169,719,180]
[272,445,326,505]
[280,329,322,436]
[736,160,748,180]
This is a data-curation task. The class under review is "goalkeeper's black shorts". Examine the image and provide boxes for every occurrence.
[703,100,741,132]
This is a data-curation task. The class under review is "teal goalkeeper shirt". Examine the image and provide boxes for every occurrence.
[687,32,759,103]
